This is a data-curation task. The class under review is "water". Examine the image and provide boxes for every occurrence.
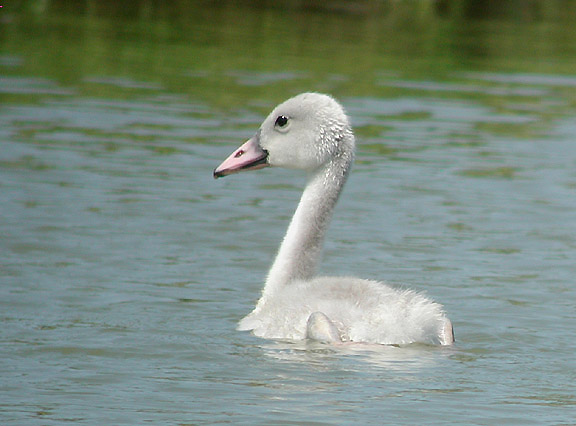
[1,1,576,424]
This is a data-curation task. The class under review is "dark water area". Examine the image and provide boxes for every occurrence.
[1,1,576,424]
[4,0,576,99]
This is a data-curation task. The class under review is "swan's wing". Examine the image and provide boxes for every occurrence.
[439,318,455,345]
[306,312,342,343]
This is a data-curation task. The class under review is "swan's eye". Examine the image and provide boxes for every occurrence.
[274,115,289,129]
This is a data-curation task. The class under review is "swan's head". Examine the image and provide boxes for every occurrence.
[214,92,354,178]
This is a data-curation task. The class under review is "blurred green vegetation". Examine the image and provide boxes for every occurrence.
[1,0,576,107]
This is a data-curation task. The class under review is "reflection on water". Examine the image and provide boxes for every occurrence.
[1,1,576,424]
[261,340,456,373]
[3,0,576,102]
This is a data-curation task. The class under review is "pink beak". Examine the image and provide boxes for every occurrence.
[213,134,269,178]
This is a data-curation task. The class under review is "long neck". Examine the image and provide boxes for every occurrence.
[261,147,353,299]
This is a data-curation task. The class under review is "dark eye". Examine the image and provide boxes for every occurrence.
[274,115,289,128]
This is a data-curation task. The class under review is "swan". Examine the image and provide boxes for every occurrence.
[214,92,454,346]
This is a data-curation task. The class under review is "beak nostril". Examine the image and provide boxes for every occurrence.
[234,150,245,158]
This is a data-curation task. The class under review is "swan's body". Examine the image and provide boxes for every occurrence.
[214,93,454,346]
